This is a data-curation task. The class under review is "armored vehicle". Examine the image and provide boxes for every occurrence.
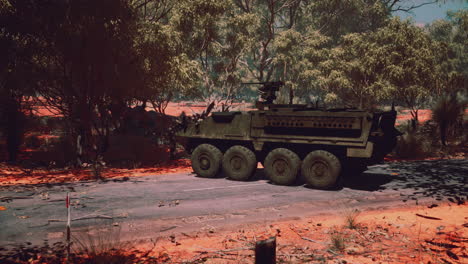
[176,82,401,189]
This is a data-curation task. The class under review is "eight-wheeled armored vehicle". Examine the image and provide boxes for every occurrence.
[176,82,401,189]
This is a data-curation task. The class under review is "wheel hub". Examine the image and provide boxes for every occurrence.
[273,159,287,175]
[312,162,327,177]
[231,156,242,170]
[200,156,210,170]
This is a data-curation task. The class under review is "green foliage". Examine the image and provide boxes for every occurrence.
[136,20,201,113]
[273,28,330,103]
[319,18,439,110]
[306,0,390,43]
[428,10,468,96]
[170,0,259,106]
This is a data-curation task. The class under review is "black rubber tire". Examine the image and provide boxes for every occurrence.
[191,144,222,178]
[301,150,341,189]
[222,146,257,181]
[264,148,300,185]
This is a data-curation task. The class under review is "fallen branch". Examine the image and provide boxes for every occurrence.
[72,214,114,221]
[301,237,326,245]
[416,213,442,220]
[195,246,254,254]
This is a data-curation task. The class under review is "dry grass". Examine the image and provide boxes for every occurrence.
[72,226,133,264]
[329,230,346,253]
[344,209,361,230]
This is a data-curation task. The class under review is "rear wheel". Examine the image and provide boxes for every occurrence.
[301,150,341,189]
[222,145,257,181]
[264,148,300,185]
[191,144,222,178]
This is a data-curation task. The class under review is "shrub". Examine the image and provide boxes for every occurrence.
[393,126,431,159]
[23,134,41,149]
[29,135,76,167]
[104,135,170,167]
[72,226,134,264]
[329,232,346,252]
[432,93,466,146]
[344,209,360,230]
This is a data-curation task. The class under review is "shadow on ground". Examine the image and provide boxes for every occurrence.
[345,159,468,204]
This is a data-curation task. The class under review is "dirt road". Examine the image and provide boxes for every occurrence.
[0,159,466,247]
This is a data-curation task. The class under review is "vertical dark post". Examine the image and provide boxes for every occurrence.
[255,236,276,264]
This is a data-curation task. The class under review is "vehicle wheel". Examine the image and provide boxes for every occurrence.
[222,146,257,181]
[191,144,222,178]
[264,148,300,185]
[301,150,341,189]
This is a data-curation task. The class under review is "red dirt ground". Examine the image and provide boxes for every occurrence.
[133,203,467,263]
[0,159,192,186]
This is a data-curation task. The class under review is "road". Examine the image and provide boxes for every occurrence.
[1,159,467,247]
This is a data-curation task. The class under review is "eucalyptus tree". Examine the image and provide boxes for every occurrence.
[169,0,258,108]
[427,10,468,144]
[428,10,468,94]
[321,18,440,123]
[9,0,146,167]
[0,0,42,162]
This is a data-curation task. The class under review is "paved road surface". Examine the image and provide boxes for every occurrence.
[1,159,467,247]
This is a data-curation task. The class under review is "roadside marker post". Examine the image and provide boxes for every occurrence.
[255,236,276,264]
[66,192,71,262]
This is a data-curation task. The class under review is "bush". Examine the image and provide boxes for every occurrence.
[432,93,466,146]
[104,135,170,167]
[29,135,76,167]
[393,128,431,159]
[329,231,346,252]
[23,134,41,149]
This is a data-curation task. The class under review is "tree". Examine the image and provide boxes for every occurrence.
[428,10,468,95]
[318,18,440,118]
[273,28,330,104]
[0,0,39,163]
[427,10,468,145]
[8,0,146,170]
[171,0,258,109]
[305,0,390,44]
[136,21,201,114]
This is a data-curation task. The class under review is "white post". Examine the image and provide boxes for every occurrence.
[66,192,71,262]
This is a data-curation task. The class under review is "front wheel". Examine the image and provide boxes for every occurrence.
[191,144,222,178]
[264,148,300,185]
[301,150,341,189]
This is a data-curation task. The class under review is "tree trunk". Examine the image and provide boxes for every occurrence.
[410,109,418,131]
[4,96,24,163]
[440,120,447,146]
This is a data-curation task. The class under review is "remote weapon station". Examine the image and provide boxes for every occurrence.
[176,82,401,189]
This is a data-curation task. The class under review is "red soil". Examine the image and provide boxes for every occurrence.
[0,159,192,186]
[135,203,467,263]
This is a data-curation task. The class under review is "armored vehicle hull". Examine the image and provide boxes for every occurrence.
[177,105,400,189]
